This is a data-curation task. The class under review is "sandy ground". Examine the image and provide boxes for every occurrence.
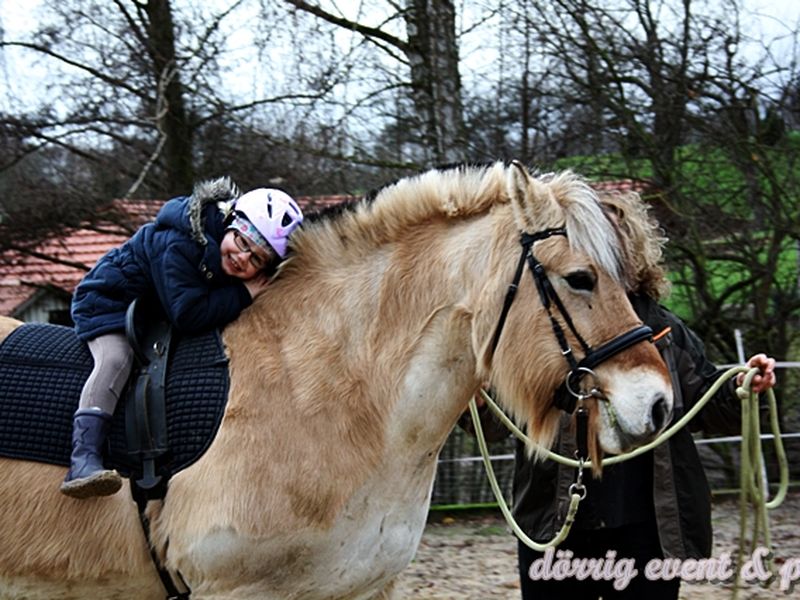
[394,491,800,599]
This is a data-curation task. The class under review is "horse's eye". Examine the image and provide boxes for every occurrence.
[565,271,595,292]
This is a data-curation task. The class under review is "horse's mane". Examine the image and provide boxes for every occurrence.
[531,170,625,284]
[598,190,670,299]
[284,162,623,284]
[284,163,506,270]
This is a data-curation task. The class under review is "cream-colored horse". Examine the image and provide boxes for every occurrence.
[0,162,672,599]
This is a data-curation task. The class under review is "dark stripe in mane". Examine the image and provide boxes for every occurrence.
[302,196,363,225]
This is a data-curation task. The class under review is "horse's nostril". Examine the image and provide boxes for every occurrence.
[651,394,669,431]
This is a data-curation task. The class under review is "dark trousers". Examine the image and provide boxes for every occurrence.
[518,520,680,600]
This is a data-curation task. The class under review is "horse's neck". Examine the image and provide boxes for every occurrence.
[160,210,492,544]
[383,303,479,460]
[333,238,484,455]
[238,218,485,459]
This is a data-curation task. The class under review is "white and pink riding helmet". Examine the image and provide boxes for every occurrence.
[232,188,303,258]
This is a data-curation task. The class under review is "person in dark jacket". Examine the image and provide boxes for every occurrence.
[61,177,304,499]
[464,190,776,599]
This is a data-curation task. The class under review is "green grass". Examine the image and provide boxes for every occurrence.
[552,139,800,324]
[663,237,799,320]
[553,135,800,192]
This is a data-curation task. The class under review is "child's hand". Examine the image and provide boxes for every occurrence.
[244,273,270,298]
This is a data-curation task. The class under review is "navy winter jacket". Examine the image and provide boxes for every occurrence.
[71,178,252,341]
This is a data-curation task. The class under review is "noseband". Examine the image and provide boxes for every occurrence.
[489,228,653,415]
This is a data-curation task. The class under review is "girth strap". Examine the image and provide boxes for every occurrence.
[126,298,192,599]
[131,484,191,599]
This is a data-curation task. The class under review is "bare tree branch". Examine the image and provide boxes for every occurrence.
[0,41,147,99]
[282,0,410,53]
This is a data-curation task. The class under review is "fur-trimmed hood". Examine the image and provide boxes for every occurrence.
[186,176,241,245]
[72,175,252,341]
[153,176,241,246]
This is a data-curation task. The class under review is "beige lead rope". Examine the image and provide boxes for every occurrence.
[468,397,585,551]
[470,366,789,557]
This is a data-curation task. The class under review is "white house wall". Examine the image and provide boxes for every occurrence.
[14,292,71,324]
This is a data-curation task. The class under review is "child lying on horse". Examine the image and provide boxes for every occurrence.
[62,179,303,499]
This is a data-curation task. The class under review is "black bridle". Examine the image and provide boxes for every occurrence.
[489,228,654,418]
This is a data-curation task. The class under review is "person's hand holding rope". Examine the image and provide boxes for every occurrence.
[736,353,776,393]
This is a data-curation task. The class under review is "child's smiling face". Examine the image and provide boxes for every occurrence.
[220,230,273,279]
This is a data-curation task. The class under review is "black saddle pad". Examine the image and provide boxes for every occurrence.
[0,323,229,477]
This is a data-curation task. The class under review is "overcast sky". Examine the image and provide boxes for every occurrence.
[1,0,798,113]
[2,0,797,41]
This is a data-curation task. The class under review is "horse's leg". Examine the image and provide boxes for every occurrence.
[184,579,398,600]
[367,579,398,600]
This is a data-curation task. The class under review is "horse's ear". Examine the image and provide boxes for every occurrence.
[508,160,534,232]
[508,160,531,200]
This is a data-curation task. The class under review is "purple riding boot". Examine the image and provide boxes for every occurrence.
[60,408,122,499]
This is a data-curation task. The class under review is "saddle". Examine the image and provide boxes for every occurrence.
[0,299,230,495]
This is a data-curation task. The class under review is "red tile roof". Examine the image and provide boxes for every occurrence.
[0,195,354,318]
[0,200,161,318]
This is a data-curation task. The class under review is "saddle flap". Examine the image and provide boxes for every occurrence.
[124,299,174,489]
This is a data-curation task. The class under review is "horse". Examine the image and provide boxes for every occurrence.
[0,162,673,599]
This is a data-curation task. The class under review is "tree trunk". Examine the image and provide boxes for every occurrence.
[144,0,194,195]
[404,0,465,164]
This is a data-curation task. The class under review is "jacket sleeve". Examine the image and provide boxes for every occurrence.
[152,242,253,333]
[660,308,741,435]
